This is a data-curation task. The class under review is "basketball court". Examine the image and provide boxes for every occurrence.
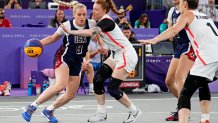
[0,93,218,123]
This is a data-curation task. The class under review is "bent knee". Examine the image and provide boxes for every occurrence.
[165,78,174,87]
[53,85,65,93]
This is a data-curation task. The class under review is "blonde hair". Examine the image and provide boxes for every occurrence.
[73,3,87,15]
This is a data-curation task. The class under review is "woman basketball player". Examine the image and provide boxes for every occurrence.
[165,0,211,122]
[140,0,218,123]
[22,3,96,123]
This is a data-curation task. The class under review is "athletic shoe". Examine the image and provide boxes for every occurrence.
[166,111,179,121]
[4,82,11,96]
[123,107,142,123]
[88,89,95,95]
[41,108,58,123]
[200,120,210,123]
[22,105,37,122]
[87,111,107,122]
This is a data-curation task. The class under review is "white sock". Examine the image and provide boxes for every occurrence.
[31,101,39,108]
[89,83,94,90]
[46,105,55,111]
[98,105,106,113]
[201,114,209,122]
[128,103,137,113]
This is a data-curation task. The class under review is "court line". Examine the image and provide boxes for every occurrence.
[0,112,218,118]
[0,97,218,104]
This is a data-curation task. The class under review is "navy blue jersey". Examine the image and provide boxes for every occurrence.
[53,19,91,76]
[65,19,90,59]
[172,8,190,44]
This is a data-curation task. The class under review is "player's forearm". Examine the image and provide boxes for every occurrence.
[68,29,92,37]
[40,34,60,46]
[154,27,178,43]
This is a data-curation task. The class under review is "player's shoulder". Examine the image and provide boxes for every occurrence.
[87,19,97,28]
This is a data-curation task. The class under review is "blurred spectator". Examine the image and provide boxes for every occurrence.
[48,9,68,28]
[122,25,138,43]
[114,8,132,29]
[5,0,22,9]
[28,0,47,9]
[159,18,168,33]
[134,13,150,28]
[0,0,6,8]
[198,0,209,12]
[0,8,12,27]
[202,0,218,22]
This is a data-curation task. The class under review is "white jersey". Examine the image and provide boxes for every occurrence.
[185,10,218,65]
[98,14,132,51]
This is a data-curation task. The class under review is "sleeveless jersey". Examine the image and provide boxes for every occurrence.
[185,10,218,65]
[98,14,132,51]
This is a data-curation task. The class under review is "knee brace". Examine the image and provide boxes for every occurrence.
[94,63,113,95]
[199,85,211,101]
[178,75,210,110]
[107,77,123,100]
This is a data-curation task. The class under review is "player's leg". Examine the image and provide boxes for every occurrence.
[199,85,211,123]
[110,67,142,123]
[88,58,115,122]
[22,63,68,122]
[165,58,180,97]
[86,63,95,95]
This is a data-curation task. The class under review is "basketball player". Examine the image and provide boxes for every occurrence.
[165,0,211,121]
[61,0,142,122]
[139,0,218,123]
[22,3,96,123]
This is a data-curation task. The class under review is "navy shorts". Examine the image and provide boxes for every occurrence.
[53,45,82,76]
[174,43,196,61]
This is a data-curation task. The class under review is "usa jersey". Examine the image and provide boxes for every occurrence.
[185,10,218,65]
[168,7,190,44]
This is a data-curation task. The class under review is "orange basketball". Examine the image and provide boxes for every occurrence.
[24,39,43,58]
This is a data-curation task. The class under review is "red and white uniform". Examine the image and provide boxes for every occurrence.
[96,14,138,72]
[185,10,218,80]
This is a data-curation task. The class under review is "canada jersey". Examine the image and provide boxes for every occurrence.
[168,7,189,44]
[98,14,132,51]
[185,10,218,65]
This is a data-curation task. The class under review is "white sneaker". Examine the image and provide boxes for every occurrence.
[88,89,95,95]
[123,107,142,123]
[88,111,107,122]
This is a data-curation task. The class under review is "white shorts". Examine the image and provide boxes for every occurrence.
[108,46,138,73]
[190,58,218,81]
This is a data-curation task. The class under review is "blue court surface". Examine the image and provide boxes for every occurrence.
[0,93,217,123]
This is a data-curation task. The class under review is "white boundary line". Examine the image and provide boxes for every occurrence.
[0,112,218,118]
[0,97,218,104]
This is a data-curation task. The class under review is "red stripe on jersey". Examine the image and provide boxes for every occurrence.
[117,51,127,69]
[103,32,124,48]
[185,28,199,48]
[185,27,206,65]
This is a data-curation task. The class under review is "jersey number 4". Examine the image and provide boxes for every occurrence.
[207,22,218,36]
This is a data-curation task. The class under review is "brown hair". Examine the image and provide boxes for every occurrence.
[183,0,199,9]
[95,0,123,15]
